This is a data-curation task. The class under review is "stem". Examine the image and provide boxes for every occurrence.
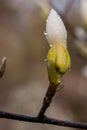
[38,83,58,118]
[0,110,87,129]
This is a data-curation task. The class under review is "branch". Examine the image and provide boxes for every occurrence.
[0,110,87,129]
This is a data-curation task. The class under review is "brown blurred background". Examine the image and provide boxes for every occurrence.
[0,0,87,130]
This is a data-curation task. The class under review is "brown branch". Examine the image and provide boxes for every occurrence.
[0,110,87,129]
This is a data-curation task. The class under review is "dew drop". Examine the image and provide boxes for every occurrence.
[50,44,53,47]
[44,31,47,36]
[46,19,48,23]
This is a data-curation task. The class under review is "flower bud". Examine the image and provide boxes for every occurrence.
[46,8,71,74]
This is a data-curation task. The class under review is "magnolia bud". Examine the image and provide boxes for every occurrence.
[46,8,71,74]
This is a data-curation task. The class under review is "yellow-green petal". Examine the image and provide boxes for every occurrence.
[56,44,71,73]
[47,47,56,63]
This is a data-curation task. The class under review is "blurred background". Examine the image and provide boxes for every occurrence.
[0,0,87,130]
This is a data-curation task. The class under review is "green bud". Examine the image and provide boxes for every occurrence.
[46,8,71,86]
[47,44,71,74]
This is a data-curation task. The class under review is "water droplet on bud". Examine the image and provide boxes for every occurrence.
[44,31,47,36]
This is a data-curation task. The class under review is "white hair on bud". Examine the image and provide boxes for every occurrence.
[45,8,67,48]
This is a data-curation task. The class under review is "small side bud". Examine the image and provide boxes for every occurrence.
[0,57,7,78]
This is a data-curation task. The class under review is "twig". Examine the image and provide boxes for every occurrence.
[38,83,58,118]
[0,110,87,129]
